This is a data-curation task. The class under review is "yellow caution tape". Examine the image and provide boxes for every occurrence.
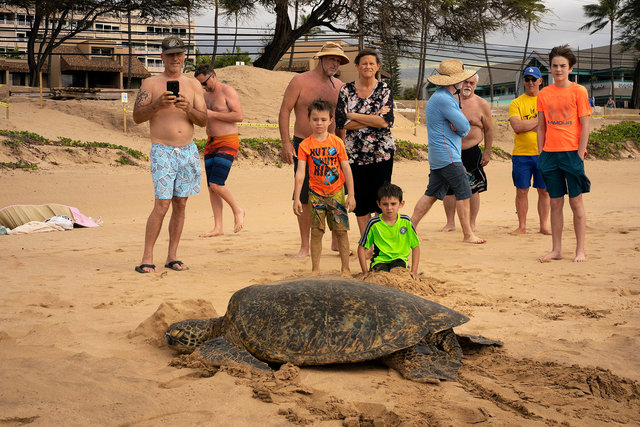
[593,114,639,118]
[0,101,8,107]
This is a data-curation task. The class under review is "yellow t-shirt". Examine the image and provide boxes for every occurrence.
[509,93,539,156]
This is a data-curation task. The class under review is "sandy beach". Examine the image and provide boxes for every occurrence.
[1,66,639,425]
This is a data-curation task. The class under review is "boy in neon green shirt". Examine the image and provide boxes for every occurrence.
[358,183,420,277]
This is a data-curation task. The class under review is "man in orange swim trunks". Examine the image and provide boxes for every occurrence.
[195,64,245,236]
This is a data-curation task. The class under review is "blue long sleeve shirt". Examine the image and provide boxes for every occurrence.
[425,87,471,170]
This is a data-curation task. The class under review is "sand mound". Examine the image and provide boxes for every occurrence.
[128,299,218,347]
[363,269,438,298]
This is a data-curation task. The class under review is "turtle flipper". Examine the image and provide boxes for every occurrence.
[194,337,271,372]
[382,344,462,382]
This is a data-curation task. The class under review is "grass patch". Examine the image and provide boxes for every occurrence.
[0,160,38,170]
[0,130,148,161]
[587,121,640,159]
[395,139,429,160]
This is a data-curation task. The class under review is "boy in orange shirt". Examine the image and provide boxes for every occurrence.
[293,99,356,276]
[536,44,592,262]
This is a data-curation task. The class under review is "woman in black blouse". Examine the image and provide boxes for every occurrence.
[336,48,396,234]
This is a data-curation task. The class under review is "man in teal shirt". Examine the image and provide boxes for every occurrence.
[411,59,486,244]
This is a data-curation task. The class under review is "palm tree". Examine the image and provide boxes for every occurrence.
[579,0,624,102]
[515,0,548,95]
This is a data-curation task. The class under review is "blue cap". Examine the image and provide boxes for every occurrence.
[523,66,541,79]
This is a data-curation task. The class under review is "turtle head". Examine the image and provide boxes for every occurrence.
[165,318,221,353]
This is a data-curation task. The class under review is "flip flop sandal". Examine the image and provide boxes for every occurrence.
[135,264,156,274]
[165,260,189,271]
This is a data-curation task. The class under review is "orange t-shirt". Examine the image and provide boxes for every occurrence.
[537,82,592,152]
[297,133,348,196]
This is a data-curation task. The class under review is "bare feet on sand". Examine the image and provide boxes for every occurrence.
[463,235,486,244]
[200,229,224,237]
[574,252,587,263]
[340,270,352,278]
[234,208,245,233]
[440,225,456,232]
[538,251,562,262]
[511,227,526,235]
[293,248,310,258]
[539,227,552,235]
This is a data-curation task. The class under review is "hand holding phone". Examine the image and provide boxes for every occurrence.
[166,80,179,101]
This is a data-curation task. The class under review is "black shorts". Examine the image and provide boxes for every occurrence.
[351,158,394,217]
[446,144,487,195]
[372,258,407,271]
[292,136,310,204]
[426,162,472,201]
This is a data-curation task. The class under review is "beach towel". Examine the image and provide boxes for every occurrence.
[6,221,65,234]
[0,204,101,229]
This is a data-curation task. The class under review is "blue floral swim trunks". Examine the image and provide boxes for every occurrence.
[150,142,201,199]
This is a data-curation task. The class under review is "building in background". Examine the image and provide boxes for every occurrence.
[0,7,193,88]
[473,44,638,107]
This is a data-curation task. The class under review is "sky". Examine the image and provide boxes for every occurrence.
[192,0,618,86]
[193,0,616,52]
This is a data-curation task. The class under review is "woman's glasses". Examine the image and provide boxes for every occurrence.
[524,77,538,82]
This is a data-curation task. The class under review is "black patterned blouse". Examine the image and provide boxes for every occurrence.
[335,80,396,166]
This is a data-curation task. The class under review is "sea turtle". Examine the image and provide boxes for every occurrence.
[165,277,499,382]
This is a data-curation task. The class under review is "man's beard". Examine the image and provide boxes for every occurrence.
[462,88,473,97]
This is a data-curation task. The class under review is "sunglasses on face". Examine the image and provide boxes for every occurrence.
[200,74,213,86]
[524,77,538,82]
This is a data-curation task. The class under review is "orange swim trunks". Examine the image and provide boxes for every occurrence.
[204,133,240,157]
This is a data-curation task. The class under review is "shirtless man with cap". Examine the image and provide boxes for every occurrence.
[279,42,349,257]
[133,36,207,273]
[440,74,493,233]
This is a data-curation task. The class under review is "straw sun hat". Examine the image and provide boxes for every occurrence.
[428,59,477,86]
[314,42,350,65]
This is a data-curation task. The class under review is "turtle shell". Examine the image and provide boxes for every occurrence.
[225,277,469,365]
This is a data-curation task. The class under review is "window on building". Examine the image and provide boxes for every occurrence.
[16,32,27,42]
[10,72,26,86]
[0,12,13,24]
[95,23,119,32]
[147,58,164,68]
[147,44,161,52]
[91,47,113,58]
[17,14,33,26]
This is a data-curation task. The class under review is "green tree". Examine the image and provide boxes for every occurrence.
[579,0,625,102]
[252,0,347,70]
[381,41,401,96]
[213,47,253,67]
[617,0,640,108]
[513,0,549,95]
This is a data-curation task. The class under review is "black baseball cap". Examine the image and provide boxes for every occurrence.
[162,36,186,54]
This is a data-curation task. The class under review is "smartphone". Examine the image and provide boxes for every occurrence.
[166,80,179,99]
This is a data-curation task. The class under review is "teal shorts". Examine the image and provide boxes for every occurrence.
[538,151,590,198]
[309,188,349,232]
[150,142,201,200]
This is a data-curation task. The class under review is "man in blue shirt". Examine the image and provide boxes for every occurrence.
[411,59,486,244]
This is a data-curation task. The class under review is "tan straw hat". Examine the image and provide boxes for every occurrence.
[314,42,350,65]
[427,59,477,86]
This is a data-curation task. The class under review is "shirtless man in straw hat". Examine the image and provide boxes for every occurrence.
[411,59,486,244]
[133,36,207,273]
[279,42,349,257]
